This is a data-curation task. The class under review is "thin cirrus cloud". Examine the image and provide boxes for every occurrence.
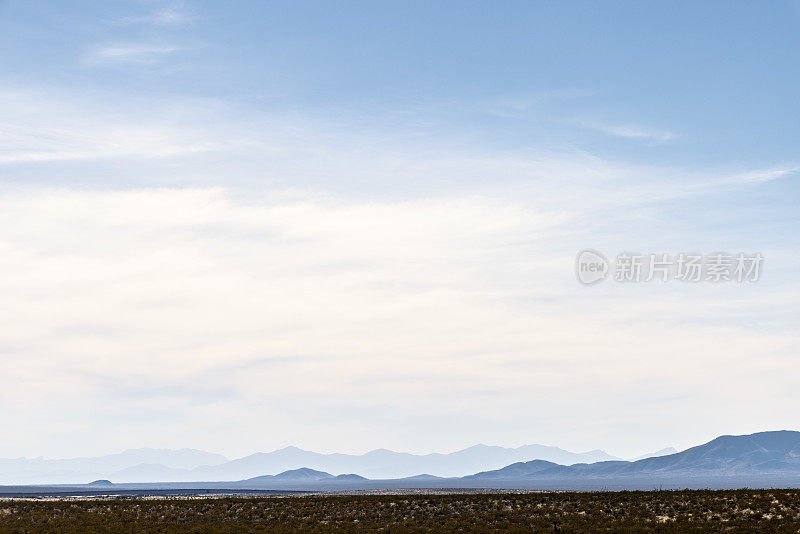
[581,120,676,143]
[0,87,790,209]
[0,90,224,163]
[723,166,800,185]
[84,44,183,66]
[113,4,195,27]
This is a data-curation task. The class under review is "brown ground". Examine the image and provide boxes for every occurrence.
[2,489,800,532]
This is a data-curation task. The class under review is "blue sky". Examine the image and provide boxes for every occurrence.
[5,0,800,168]
[0,1,798,460]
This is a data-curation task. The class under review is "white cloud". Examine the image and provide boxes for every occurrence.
[0,87,797,458]
[0,186,796,458]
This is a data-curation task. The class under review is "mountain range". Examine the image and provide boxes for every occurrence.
[465,431,800,480]
[2,431,799,490]
[223,431,800,490]
[177,443,620,482]
[0,443,625,484]
[0,448,228,484]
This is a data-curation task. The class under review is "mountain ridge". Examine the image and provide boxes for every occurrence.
[184,442,620,481]
[464,431,800,480]
[1,431,796,487]
[0,443,621,484]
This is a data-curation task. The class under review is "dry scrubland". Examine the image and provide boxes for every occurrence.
[2,490,800,532]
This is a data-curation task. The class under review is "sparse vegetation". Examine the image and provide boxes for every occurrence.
[2,489,800,532]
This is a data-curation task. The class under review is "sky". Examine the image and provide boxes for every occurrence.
[0,0,798,460]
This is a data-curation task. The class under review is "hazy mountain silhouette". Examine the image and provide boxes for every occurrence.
[400,473,445,481]
[245,469,370,483]
[0,448,228,484]
[0,431,797,490]
[0,443,618,484]
[110,463,191,483]
[631,447,677,461]
[8,432,796,486]
[465,431,800,480]
[181,443,619,481]
[334,473,368,481]
[247,468,334,482]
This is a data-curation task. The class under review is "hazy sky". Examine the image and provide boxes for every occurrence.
[0,0,798,460]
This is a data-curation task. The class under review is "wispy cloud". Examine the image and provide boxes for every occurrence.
[581,120,676,143]
[0,88,788,208]
[85,44,182,66]
[723,166,799,185]
[0,91,222,163]
[481,90,593,119]
[114,3,195,27]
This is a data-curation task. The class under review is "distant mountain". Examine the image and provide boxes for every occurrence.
[401,474,445,480]
[96,448,228,471]
[244,469,369,483]
[4,431,799,488]
[0,443,617,484]
[465,431,800,480]
[110,463,192,483]
[334,473,367,481]
[631,447,678,461]
[247,468,334,483]
[463,459,563,480]
[0,448,228,484]
[274,468,333,481]
[182,443,619,481]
